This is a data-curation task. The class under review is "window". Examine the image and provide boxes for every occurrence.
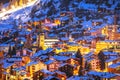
[32,66,35,70]
[50,64,54,68]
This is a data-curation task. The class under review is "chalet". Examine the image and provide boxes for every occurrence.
[26,60,47,77]
[44,60,60,72]
[59,63,74,78]
[2,56,24,80]
[84,52,100,71]
[33,69,53,80]
[103,51,120,71]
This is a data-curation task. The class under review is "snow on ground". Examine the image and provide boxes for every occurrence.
[0,23,13,31]
[0,0,37,30]
[0,0,37,19]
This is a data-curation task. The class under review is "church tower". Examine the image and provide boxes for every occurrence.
[37,33,45,49]
[37,25,45,49]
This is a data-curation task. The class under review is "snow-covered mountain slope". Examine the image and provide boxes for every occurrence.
[0,0,120,31]
[0,0,37,31]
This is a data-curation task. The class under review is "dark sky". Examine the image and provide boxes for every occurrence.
[0,0,9,4]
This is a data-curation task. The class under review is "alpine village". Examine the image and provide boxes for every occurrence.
[0,0,120,80]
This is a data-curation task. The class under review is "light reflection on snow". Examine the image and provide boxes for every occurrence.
[0,0,37,19]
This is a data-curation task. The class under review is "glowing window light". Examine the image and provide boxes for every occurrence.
[2,8,6,12]
[28,0,31,2]
[11,5,15,9]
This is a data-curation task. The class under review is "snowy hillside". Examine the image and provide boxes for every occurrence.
[0,0,120,31]
[30,0,119,19]
[0,0,37,31]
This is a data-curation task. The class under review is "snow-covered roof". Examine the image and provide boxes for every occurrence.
[103,51,118,55]
[3,60,14,69]
[14,66,26,71]
[78,2,97,10]
[54,70,66,75]
[33,50,46,57]
[88,71,116,78]
[67,76,94,80]
[81,20,92,29]
[33,48,54,57]
[7,57,22,62]
[59,63,74,68]
[26,61,38,66]
[0,23,13,31]
[45,48,54,53]
[59,32,67,34]
[109,62,120,68]
[73,17,80,22]
[41,69,53,74]
[92,19,103,22]
[103,51,119,62]
[17,37,27,42]
[43,76,60,80]
[0,43,14,47]
[44,60,54,65]
[67,42,78,46]
[60,37,69,41]
[71,31,81,34]
[104,16,114,24]
[33,17,40,22]
[40,55,48,60]
[60,16,69,21]
[48,33,57,37]
[106,57,119,63]
[53,55,70,61]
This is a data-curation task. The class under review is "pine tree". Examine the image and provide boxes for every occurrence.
[78,65,83,76]
[84,61,91,71]
[8,46,12,57]
[39,75,44,80]
[12,47,16,55]
[10,66,14,75]
[98,51,106,70]
[76,49,83,66]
